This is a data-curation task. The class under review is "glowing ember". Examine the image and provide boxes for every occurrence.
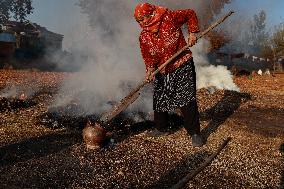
[19,93,28,100]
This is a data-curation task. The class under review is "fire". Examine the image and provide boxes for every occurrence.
[19,92,28,100]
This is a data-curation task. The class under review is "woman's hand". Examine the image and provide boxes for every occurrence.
[145,67,155,83]
[188,33,197,47]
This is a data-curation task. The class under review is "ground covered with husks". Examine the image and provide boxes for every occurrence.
[0,70,283,189]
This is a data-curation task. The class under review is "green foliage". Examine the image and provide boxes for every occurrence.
[0,0,33,24]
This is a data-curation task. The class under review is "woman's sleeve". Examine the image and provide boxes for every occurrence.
[171,9,200,33]
[139,34,157,69]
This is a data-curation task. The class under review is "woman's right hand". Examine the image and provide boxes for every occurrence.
[145,67,155,83]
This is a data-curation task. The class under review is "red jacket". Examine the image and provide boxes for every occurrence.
[139,9,199,73]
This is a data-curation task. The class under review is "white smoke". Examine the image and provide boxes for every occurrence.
[53,0,239,115]
[0,85,18,98]
[0,82,39,99]
[191,39,239,91]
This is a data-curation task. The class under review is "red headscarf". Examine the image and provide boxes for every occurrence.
[134,3,167,33]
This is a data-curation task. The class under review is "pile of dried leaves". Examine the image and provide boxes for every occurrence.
[0,70,283,189]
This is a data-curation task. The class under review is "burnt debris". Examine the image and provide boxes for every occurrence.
[0,94,37,112]
[40,103,90,130]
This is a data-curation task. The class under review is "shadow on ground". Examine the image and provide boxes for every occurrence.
[146,151,210,189]
[280,143,284,189]
[201,90,251,140]
[233,107,284,137]
[109,119,154,143]
[110,111,186,144]
[0,131,82,167]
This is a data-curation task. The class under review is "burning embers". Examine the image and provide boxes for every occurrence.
[0,92,36,112]
[82,114,152,149]
[39,101,153,149]
[40,103,111,148]
[0,84,38,112]
[40,102,89,129]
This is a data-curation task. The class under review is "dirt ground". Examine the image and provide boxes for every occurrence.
[0,70,283,189]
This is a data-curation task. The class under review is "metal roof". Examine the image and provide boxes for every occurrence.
[0,32,16,42]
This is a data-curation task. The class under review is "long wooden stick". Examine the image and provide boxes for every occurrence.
[171,137,232,189]
[99,11,234,124]
[151,11,234,77]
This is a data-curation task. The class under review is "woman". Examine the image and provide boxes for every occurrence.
[134,3,204,147]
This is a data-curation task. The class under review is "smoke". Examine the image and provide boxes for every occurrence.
[192,39,239,91]
[0,84,37,99]
[53,0,239,115]
[217,10,255,54]
[0,85,18,98]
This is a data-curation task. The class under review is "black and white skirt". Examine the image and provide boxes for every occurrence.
[153,58,196,112]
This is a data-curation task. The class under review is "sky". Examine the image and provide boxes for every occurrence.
[225,0,284,29]
[27,0,284,49]
[27,0,85,37]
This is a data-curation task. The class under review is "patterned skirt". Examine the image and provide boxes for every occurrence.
[153,58,196,112]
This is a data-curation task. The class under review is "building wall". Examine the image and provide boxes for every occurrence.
[208,52,274,71]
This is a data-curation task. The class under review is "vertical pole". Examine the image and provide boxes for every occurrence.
[273,47,276,73]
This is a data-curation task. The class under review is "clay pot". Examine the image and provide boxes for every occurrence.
[82,120,107,149]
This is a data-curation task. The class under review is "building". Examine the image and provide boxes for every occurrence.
[208,51,273,72]
[276,56,284,71]
[0,20,63,60]
[0,31,16,58]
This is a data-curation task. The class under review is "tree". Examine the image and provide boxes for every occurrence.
[207,30,231,52]
[0,0,33,24]
[198,0,232,51]
[247,10,269,55]
[271,23,284,57]
[198,0,232,29]
[262,23,284,59]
